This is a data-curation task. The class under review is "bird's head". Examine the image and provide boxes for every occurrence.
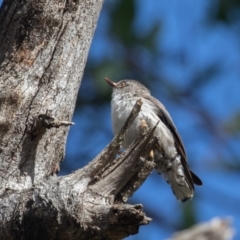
[104,78,150,97]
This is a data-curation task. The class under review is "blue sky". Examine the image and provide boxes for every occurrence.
[1,0,239,239]
[69,1,240,239]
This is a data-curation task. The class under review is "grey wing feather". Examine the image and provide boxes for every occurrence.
[144,95,202,187]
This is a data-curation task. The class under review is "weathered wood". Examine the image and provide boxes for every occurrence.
[0,0,104,188]
[0,98,156,239]
[0,0,158,239]
[169,218,235,240]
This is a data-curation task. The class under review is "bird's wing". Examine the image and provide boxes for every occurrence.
[144,95,202,187]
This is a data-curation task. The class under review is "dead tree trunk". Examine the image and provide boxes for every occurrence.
[0,1,155,239]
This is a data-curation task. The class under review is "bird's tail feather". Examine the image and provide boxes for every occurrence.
[161,155,194,202]
[168,177,193,202]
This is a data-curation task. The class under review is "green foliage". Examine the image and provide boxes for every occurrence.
[214,0,240,23]
[110,0,135,46]
[224,112,240,136]
[181,201,197,229]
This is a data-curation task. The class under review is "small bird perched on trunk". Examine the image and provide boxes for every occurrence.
[105,78,202,202]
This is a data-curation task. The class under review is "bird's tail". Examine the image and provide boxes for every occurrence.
[166,174,194,202]
[158,155,194,202]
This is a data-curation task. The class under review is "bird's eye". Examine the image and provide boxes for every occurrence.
[119,82,126,88]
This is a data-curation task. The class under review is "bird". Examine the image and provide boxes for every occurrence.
[105,77,202,202]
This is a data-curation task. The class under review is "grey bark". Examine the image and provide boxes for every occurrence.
[0,1,236,240]
[0,1,156,239]
[169,217,235,240]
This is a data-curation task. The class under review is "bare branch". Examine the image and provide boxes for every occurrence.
[38,114,74,128]
[27,114,74,140]
[72,98,143,179]
[169,217,235,240]
[0,99,156,239]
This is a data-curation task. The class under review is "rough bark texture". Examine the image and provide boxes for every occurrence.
[0,2,157,238]
[0,0,103,188]
[2,1,233,240]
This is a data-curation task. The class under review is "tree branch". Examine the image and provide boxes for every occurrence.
[0,0,157,239]
[0,100,157,239]
[169,217,235,240]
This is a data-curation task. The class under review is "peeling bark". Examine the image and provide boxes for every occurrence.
[0,1,156,238]
[1,1,233,240]
[0,99,156,239]
[0,0,104,187]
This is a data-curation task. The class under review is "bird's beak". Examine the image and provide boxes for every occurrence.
[105,77,117,88]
